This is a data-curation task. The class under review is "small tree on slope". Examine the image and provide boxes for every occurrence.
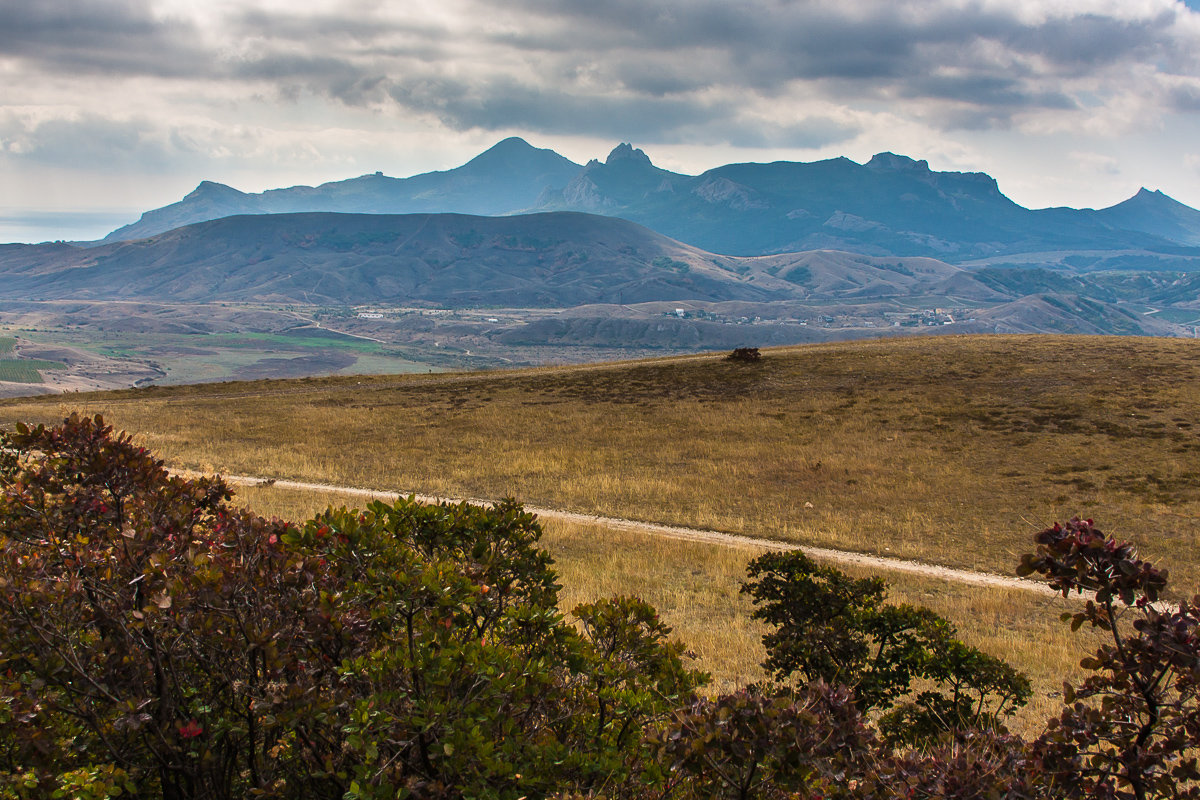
[1020,517,1200,800]
[740,549,1030,745]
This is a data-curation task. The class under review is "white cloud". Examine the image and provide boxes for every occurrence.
[1070,151,1123,175]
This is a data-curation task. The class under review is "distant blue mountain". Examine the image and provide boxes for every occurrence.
[104,138,582,242]
[100,139,1200,265]
[536,146,1198,260]
[1092,188,1200,247]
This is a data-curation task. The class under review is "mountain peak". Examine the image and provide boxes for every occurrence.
[1096,186,1200,246]
[1112,187,1191,211]
[461,137,583,181]
[606,143,653,167]
[183,181,246,202]
[463,137,538,166]
[865,152,930,172]
[1134,187,1167,201]
[482,136,535,155]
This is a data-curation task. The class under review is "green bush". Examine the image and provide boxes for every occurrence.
[741,549,1031,744]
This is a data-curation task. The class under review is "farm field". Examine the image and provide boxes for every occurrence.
[0,341,66,383]
[15,328,441,385]
[1,332,68,382]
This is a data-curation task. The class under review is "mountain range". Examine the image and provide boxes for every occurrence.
[99,138,1200,266]
[2,137,1198,375]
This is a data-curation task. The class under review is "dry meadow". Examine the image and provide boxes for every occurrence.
[2,333,1196,731]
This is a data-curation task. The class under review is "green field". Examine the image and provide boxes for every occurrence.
[15,328,458,385]
[0,337,14,356]
[0,358,64,383]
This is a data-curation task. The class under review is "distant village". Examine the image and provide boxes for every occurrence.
[662,306,975,329]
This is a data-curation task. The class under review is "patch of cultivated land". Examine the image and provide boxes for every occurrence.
[2,334,1196,582]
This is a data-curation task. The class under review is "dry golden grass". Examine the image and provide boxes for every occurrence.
[233,481,1103,737]
[4,335,1198,584]
[1,334,1193,737]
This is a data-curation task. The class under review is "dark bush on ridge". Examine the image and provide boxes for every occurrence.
[727,347,762,362]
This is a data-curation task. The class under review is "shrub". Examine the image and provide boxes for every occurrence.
[741,549,1030,744]
[1020,518,1200,800]
[6,415,1198,799]
[727,347,761,362]
[648,682,873,800]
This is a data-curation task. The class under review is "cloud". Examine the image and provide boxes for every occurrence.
[1167,81,1200,110]
[445,0,1200,130]
[1,0,1199,185]
[0,113,178,170]
[0,111,339,174]
[1070,151,1122,175]
[0,0,208,78]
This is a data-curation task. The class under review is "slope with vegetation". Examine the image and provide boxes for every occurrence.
[3,335,1197,585]
[2,416,1198,799]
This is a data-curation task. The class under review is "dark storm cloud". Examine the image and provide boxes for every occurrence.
[906,73,1077,111]
[386,74,718,140]
[229,54,389,106]
[1003,12,1178,72]
[489,0,938,83]
[1,0,1197,151]
[0,0,208,77]
[483,0,1196,109]
[385,70,859,148]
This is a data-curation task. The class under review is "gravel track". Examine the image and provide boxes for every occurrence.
[189,470,1060,597]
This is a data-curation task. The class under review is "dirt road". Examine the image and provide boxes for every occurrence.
[195,471,1060,597]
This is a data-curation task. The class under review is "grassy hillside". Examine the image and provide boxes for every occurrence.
[2,334,1198,586]
[5,333,1191,733]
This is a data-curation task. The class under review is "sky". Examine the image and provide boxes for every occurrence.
[2,0,1200,244]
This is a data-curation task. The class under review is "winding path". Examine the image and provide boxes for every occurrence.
[191,471,1061,598]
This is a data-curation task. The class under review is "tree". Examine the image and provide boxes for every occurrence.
[741,549,1030,743]
[0,415,342,799]
[1020,517,1200,800]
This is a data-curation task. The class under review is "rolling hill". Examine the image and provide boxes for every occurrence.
[2,210,1189,348]
[0,210,1008,308]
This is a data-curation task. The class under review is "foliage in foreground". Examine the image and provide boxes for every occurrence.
[0,415,705,799]
[1,415,1199,799]
[741,550,1031,745]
